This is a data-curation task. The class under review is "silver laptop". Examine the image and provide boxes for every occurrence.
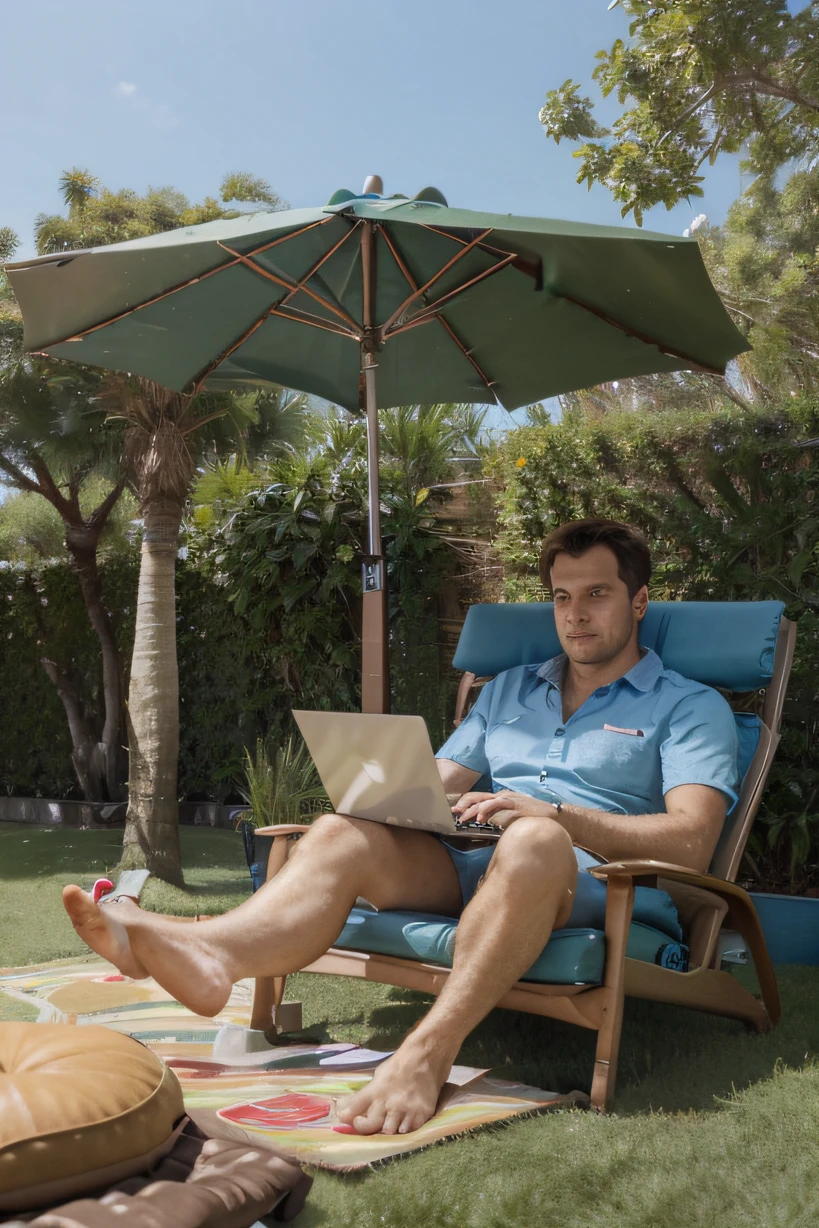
[293,711,458,836]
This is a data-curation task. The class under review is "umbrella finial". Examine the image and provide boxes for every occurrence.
[361,175,384,196]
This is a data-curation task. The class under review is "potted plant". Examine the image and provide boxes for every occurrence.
[235,735,330,890]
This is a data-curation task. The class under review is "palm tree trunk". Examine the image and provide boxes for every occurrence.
[119,496,184,885]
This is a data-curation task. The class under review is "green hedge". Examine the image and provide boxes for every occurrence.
[0,476,462,800]
[0,559,137,797]
[490,399,819,888]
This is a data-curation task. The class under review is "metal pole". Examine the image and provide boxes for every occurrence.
[360,219,390,714]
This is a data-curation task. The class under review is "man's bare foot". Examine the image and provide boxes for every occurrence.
[336,1039,456,1135]
[62,886,234,1017]
[62,886,149,981]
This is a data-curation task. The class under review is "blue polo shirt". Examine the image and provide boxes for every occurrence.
[436,649,739,815]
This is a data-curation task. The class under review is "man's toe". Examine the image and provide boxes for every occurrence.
[352,1106,386,1135]
[380,1110,403,1136]
[62,885,96,925]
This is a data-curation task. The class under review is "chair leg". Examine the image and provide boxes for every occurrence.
[590,873,635,1112]
[725,894,781,1026]
[249,834,301,1034]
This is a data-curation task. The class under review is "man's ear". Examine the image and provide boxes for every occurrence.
[633,585,649,622]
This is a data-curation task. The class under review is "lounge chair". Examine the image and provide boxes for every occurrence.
[250,600,796,1111]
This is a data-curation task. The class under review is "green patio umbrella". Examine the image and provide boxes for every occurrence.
[6,177,749,713]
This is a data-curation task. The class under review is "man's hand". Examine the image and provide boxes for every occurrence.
[453,790,558,831]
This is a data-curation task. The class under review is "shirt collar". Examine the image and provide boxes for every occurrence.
[529,647,663,693]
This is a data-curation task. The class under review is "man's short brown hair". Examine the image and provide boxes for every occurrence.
[539,519,651,598]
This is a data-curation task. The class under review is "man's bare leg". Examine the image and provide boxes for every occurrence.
[62,814,463,1017]
[63,814,577,1134]
[335,817,577,1134]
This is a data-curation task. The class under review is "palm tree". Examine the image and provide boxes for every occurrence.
[4,169,288,875]
[110,379,300,884]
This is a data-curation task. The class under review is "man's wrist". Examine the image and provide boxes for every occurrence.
[538,788,565,818]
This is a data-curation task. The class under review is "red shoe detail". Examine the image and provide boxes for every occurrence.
[92,878,115,904]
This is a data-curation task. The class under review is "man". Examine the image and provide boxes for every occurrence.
[63,519,738,1137]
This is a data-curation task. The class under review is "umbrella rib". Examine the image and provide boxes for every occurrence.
[40,256,247,346]
[217,242,361,334]
[558,291,724,375]
[421,224,542,287]
[191,294,361,392]
[190,308,274,392]
[33,218,337,350]
[228,216,334,260]
[377,226,499,401]
[276,221,363,320]
[384,254,517,338]
[268,303,361,339]
[379,229,496,335]
[436,315,500,403]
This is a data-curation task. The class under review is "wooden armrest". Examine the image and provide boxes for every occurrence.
[591,860,780,1023]
[251,824,312,838]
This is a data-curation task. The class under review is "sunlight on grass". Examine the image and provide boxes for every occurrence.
[0,824,248,967]
[1,824,818,1226]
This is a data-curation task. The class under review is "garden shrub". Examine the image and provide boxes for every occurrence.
[491,399,819,889]
[0,458,465,799]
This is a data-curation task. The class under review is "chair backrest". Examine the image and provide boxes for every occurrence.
[452,601,796,882]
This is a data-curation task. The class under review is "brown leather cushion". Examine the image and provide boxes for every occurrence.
[0,1023,184,1212]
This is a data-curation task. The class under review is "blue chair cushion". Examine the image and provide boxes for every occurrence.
[453,601,784,693]
[568,873,682,937]
[335,874,685,987]
[735,711,762,782]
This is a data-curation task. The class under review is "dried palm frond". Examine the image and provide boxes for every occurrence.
[104,377,240,508]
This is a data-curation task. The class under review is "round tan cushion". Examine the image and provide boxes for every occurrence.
[0,1022,184,1211]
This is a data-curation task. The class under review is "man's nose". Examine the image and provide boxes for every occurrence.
[566,603,590,625]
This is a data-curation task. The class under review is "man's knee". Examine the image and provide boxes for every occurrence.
[293,811,376,855]
[492,817,576,884]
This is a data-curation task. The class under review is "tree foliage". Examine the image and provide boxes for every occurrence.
[539,0,819,224]
[33,168,288,255]
[0,358,132,800]
[0,168,292,861]
[0,478,136,566]
[491,396,819,887]
[697,165,819,397]
[0,405,485,801]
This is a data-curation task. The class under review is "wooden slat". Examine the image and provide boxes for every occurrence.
[301,949,605,1030]
[623,959,770,1030]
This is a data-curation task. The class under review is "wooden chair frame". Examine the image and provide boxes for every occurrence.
[250,615,796,1111]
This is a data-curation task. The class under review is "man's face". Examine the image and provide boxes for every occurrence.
[550,544,647,667]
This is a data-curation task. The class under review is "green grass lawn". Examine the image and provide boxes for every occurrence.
[2,822,818,1226]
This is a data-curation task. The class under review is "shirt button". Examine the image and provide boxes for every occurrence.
[555,728,565,737]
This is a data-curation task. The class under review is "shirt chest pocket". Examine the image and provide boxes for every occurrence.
[568,727,657,791]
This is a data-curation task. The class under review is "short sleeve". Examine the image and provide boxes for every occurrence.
[435,679,494,777]
[660,687,740,811]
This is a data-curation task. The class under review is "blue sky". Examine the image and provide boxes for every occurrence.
[5,0,753,255]
[2,0,800,428]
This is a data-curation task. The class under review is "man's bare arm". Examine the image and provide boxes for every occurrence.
[550,784,726,872]
[437,758,481,800]
[454,783,727,873]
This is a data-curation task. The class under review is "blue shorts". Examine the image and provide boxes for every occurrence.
[440,840,605,928]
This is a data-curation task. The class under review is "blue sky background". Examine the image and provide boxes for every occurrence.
[4,0,754,250]
[2,0,803,427]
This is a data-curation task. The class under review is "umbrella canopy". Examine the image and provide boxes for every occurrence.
[6,184,749,712]
[8,191,747,405]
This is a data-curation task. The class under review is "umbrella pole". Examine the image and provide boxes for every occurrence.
[360,224,390,715]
